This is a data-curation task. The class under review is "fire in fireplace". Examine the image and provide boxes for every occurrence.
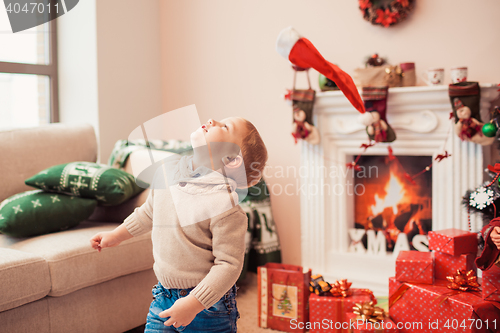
[354,155,432,252]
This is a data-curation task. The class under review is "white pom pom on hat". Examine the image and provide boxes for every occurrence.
[359,112,375,126]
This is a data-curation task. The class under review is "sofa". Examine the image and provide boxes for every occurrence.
[0,123,158,333]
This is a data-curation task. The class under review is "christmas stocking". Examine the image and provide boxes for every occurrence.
[449,82,494,145]
[287,68,320,145]
[276,27,365,114]
[359,87,396,143]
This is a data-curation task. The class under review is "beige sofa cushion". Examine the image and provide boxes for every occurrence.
[0,248,51,312]
[47,269,157,333]
[0,298,50,333]
[0,123,97,203]
[0,221,153,297]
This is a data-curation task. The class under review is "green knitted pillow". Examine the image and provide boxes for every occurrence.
[25,162,147,206]
[0,190,97,237]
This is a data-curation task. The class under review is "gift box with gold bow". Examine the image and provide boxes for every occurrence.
[345,302,398,333]
[395,251,434,285]
[434,251,477,281]
[389,274,500,333]
[309,280,376,333]
[428,228,478,256]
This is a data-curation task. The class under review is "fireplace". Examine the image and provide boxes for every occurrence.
[299,84,498,295]
[354,155,432,252]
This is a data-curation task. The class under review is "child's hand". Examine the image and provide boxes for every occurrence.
[491,227,500,250]
[90,231,122,252]
[159,294,205,328]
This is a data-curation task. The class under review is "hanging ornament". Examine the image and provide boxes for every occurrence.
[482,106,500,137]
[482,122,498,137]
[469,187,495,210]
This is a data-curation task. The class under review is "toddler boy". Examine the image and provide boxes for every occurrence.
[90,117,267,332]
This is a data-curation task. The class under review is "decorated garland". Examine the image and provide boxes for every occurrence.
[359,0,415,28]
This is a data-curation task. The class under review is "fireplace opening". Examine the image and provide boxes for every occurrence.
[353,155,432,252]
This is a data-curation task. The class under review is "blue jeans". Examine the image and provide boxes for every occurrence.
[144,282,240,333]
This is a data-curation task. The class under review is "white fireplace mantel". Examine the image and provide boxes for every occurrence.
[300,84,499,295]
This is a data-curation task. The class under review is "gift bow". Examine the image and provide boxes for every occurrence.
[352,301,386,323]
[446,269,480,292]
[330,279,353,297]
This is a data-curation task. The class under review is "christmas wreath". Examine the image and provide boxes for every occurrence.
[359,0,415,28]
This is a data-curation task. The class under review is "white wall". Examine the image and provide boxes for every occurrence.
[95,0,163,163]
[57,0,99,151]
[58,0,163,163]
[158,0,500,266]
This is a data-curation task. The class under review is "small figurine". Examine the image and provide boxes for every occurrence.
[366,53,386,67]
[359,86,396,143]
[360,110,396,143]
[291,102,320,145]
[453,98,494,145]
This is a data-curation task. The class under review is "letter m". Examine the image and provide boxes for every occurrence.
[366,230,387,255]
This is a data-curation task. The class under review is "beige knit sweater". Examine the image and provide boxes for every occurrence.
[123,155,248,308]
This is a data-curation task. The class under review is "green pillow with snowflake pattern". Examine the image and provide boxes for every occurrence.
[25,162,147,206]
[0,190,97,237]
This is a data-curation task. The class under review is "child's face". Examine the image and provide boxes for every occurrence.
[191,117,247,149]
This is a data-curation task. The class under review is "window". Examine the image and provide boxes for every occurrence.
[0,11,58,128]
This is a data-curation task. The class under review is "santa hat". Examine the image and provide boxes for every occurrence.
[276,27,365,114]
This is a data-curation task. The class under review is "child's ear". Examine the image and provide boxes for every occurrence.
[222,155,243,169]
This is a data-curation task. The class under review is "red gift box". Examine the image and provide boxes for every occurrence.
[428,229,478,256]
[389,277,500,333]
[345,312,398,333]
[482,264,500,302]
[434,251,476,280]
[257,263,311,332]
[309,290,376,333]
[395,251,434,284]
